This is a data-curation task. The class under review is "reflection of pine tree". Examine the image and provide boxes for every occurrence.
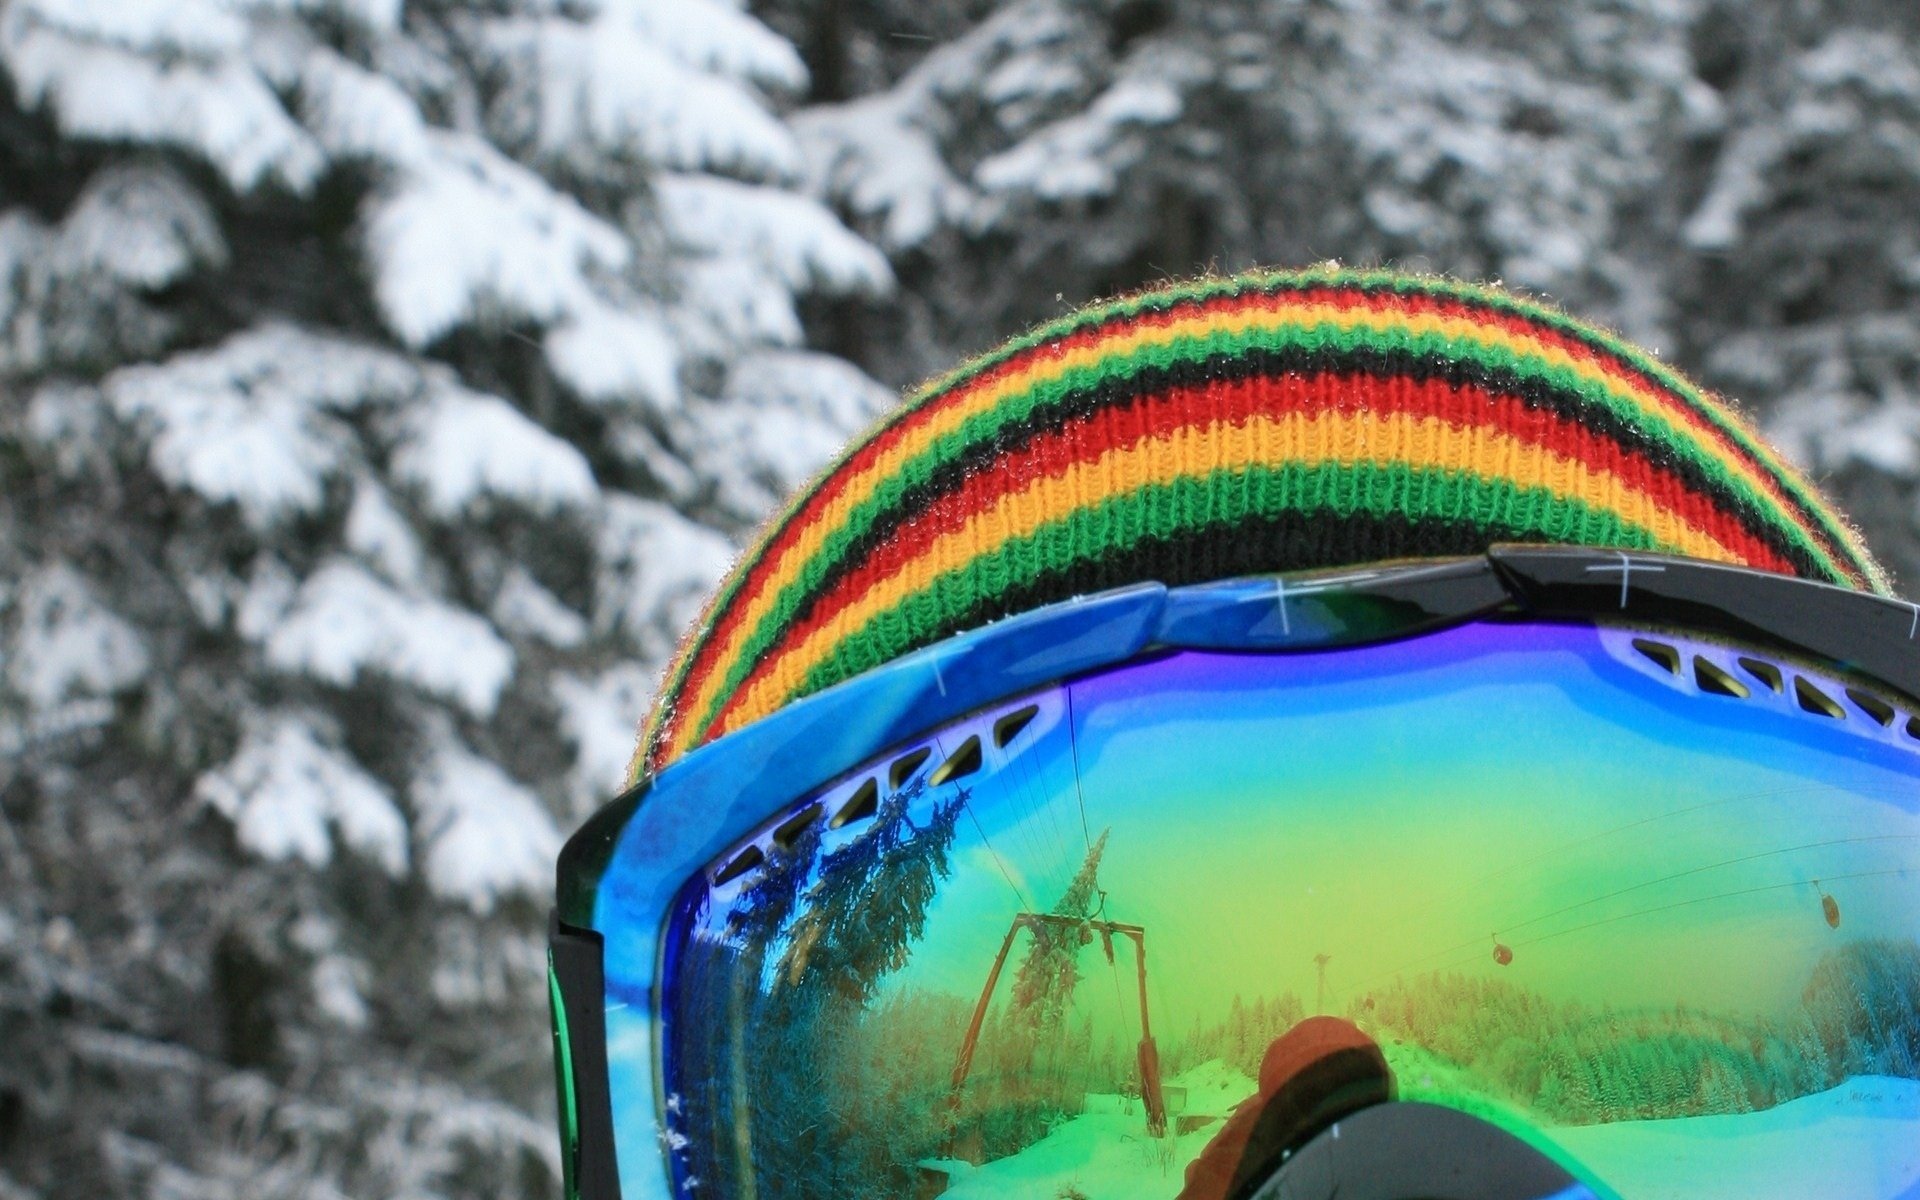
[691,787,967,1198]
[1008,830,1109,1035]
[780,782,964,1003]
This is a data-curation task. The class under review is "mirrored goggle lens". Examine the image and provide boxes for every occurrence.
[627,621,1920,1200]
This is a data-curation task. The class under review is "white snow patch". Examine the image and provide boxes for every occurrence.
[545,300,680,411]
[481,13,799,179]
[365,130,628,347]
[344,477,427,588]
[57,162,226,288]
[596,0,807,92]
[593,495,733,651]
[11,0,246,58]
[658,172,892,295]
[5,564,149,709]
[295,45,431,168]
[262,559,515,716]
[1550,1077,1920,1200]
[410,722,560,911]
[108,325,416,528]
[552,662,655,810]
[796,90,973,250]
[492,567,588,649]
[390,382,598,517]
[975,77,1182,200]
[196,709,409,874]
[0,13,324,192]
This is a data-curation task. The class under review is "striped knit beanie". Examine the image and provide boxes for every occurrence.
[635,268,1886,779]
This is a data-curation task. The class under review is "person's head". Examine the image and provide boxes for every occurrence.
[550,270,1920,1200]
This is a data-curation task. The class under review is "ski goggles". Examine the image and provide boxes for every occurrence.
[550,547,1920,1200]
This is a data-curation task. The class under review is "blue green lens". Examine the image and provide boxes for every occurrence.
[619,621,1920,1199]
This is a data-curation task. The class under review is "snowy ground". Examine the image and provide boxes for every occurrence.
[926,1066,1920,1200]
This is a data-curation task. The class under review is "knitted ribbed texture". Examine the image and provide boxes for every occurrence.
[634,269,1886,779]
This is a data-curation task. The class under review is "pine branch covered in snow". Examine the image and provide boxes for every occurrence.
[0,0,892,1195]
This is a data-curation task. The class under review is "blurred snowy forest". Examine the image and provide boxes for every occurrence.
[1,0,1918,1197]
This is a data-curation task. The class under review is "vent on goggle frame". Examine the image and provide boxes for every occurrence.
[1626,633,1920,742]
[704,699,1050,892]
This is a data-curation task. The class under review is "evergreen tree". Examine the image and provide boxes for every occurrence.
[0,2,888,1196]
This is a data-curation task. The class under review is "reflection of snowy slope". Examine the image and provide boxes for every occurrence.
[930,1062,1254,1200]
[930,1071,1920,1200]
[1550,1076,1920,1200]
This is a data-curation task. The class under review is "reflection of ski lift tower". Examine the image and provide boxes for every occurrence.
[948,912,1167,1138]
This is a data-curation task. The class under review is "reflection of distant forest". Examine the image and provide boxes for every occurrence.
[1355,938,1920,1125]
[660,785,1920,1199]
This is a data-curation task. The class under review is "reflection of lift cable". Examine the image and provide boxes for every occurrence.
[1063,688,1093,854]
[1515,866,1912,951]
[1358,835,1920,990]
[961,790,1035,913]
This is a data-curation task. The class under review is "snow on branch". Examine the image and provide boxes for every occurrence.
[390,381,598,517]
[544,298,680,411]
[0,5,324,193]
[365,130,628,347]
[595,0,807,93]
[796,90,972,251]
[658,172,891,294]
[4,564,149,710]
[410,719,560,911]
[196,709,409,875]
[108,325,417,529]
[592,495,732,654]
[551,662,653,812]
[262,559,515,717]
[480,12,800,180]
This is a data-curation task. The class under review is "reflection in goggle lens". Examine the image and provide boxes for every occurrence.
[631,622,1920,1200]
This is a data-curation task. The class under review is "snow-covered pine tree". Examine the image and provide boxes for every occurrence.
[785,0,1920,584]
[0,1,889,1196]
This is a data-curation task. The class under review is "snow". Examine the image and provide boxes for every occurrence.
[390,382,598,517]
[108,326,416,528]
[975,79,1181,200]
[544,300,680,411]
[932,1072,1920,1200]
[0,10,325,193]
[658,172,892,295]
[56,163,226,288]
[344,478,428,589]
[294,46,432,168]
[364,131,628,348]
[409,721,561,910]
[1551,1077,1920,1200]
[262,559,516,717]
[604,0,807,93]
[796,90,972,250]
[593,495,733,652]
[482,14,801,179]
[11,0,247,58]
[552,662,656,809]
[491,567,588,649]
[5,565,149,710]
[196,710,409,875]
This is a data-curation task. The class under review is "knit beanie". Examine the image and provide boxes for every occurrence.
[635,268,1886,779]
